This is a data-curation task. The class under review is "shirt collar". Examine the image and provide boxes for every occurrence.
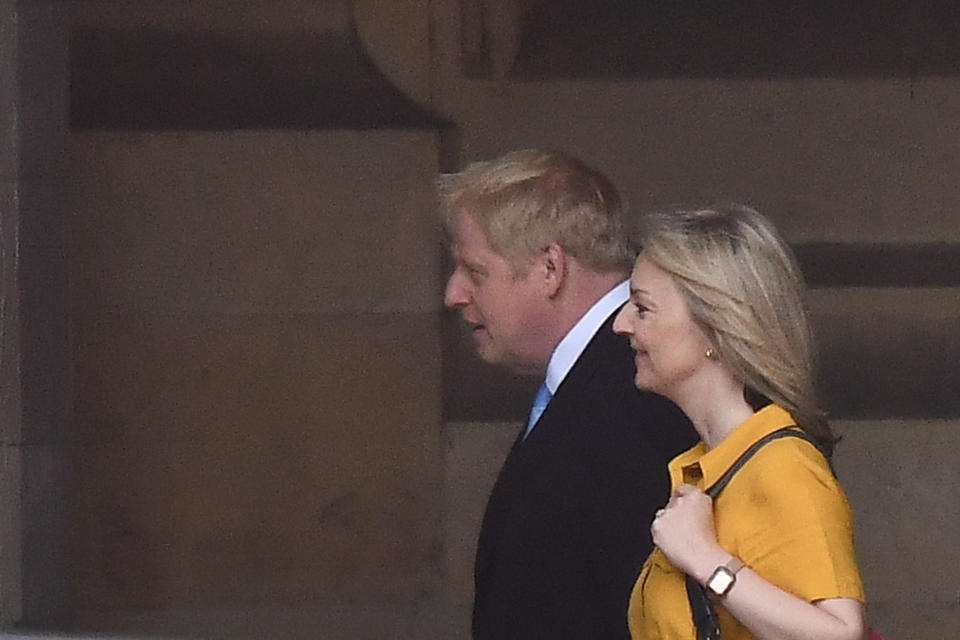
[544,280,629,394]
[668,404,798,490]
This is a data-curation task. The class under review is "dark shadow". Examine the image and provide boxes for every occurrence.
[70,26,442,130]
[470,0,960,79]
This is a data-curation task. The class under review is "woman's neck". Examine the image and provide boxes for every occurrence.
[672,373,755,450]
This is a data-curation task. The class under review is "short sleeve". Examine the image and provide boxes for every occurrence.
[716,439,866,603]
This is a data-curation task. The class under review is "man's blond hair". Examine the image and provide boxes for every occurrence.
[438,149,634,273]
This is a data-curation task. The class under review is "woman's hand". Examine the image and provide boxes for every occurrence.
[651,483,727,582]
[653,484,867,640]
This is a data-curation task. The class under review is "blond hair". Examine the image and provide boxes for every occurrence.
[637,204,835,455]
[437,149,634,273]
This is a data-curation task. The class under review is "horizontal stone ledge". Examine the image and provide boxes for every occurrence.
[795,242,960,288]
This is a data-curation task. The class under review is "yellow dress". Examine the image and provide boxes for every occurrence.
[628,405,865,640]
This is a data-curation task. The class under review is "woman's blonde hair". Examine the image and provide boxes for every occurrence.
[437,149,634,273]
[638,204,836,455]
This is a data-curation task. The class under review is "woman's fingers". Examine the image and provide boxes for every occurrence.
[673,482,698,497]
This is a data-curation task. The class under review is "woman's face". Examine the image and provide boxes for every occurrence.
[613,254,713,400]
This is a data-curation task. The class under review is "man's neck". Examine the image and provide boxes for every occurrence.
[551,267,629,338]
[536,271,628,385]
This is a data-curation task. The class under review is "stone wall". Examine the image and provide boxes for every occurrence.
[66,131,443,636]
[1,1,957,637]
[0,0,71,627]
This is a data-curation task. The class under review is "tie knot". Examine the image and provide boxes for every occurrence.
[533,381,552,408]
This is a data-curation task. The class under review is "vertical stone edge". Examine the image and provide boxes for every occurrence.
[0,0,23,627]
[11,0,72,627]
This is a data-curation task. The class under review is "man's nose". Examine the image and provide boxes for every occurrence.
[444,272,470,308]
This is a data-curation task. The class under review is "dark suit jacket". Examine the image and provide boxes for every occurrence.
[472,309,696,640]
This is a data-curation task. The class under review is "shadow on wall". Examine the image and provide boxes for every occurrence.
[70,26,441,130]
[463,0,960,79]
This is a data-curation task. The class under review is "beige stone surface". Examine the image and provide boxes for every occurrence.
[74,601,466,640]
[68,130,441,316]
[808,287,960,417]
[355,0,432,106]
[438,76,960,243]
[833,419,960,604]
[71,0,354,35]
[867,602,960,640]
[0,182,21,446]
[808,287,960,323]
[69,421,514,637]
[19,444,71,620]
[71,312,443,608]
[0,445,23,625]
[0,0,15,178]
[441,421,517,605]
[14,0,68,183]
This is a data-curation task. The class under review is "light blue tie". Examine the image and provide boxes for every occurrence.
[524,381,553,438]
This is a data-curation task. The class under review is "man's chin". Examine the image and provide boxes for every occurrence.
[474,345,501,367]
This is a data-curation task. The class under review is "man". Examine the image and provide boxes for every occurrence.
[440,149,696,639]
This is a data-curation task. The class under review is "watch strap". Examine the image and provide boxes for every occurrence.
[706,555,746,598]
[724,556,745,575]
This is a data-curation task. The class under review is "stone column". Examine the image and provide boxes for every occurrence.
[0,0,70,628]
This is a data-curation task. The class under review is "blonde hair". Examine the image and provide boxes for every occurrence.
[637,204,836,455]
[437,149,634,273]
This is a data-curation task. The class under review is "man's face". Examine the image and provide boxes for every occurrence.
[444,210,549,375]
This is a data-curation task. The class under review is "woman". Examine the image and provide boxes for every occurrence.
[613,205,867,640]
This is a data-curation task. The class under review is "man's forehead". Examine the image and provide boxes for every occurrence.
[452,238,491,267]
[451,212,494,251]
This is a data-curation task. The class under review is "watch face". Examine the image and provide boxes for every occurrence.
[708,567,735,595]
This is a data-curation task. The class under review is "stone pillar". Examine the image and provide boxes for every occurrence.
[0,0,71,628]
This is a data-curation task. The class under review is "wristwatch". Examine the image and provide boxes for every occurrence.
[706,556,746,597]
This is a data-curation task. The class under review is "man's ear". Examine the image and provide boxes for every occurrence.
[542,243,566,298]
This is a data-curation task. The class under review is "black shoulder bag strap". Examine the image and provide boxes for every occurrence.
[685,427,824,640]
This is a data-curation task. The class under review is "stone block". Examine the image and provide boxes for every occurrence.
[70,311,443,609]
[833,419,960,604]
[14,0,68,183]
[0,444,23,626]
[68,130,441,316]
[74,602,453,640]
[441,421,517,605]
[809,287,960,418]
[0,0,16,178]
[17,176,70,447]
[0,181,22,445]
[19,444,70,623]
[462,77,960,243]
[867,601,960,640]
[72,0,354,35]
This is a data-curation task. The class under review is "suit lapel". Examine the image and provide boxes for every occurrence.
[517,306,624,448]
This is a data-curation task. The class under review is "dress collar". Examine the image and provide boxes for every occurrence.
[667,404,797,490]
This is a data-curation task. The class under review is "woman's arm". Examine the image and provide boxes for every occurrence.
[654,483,867,640]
